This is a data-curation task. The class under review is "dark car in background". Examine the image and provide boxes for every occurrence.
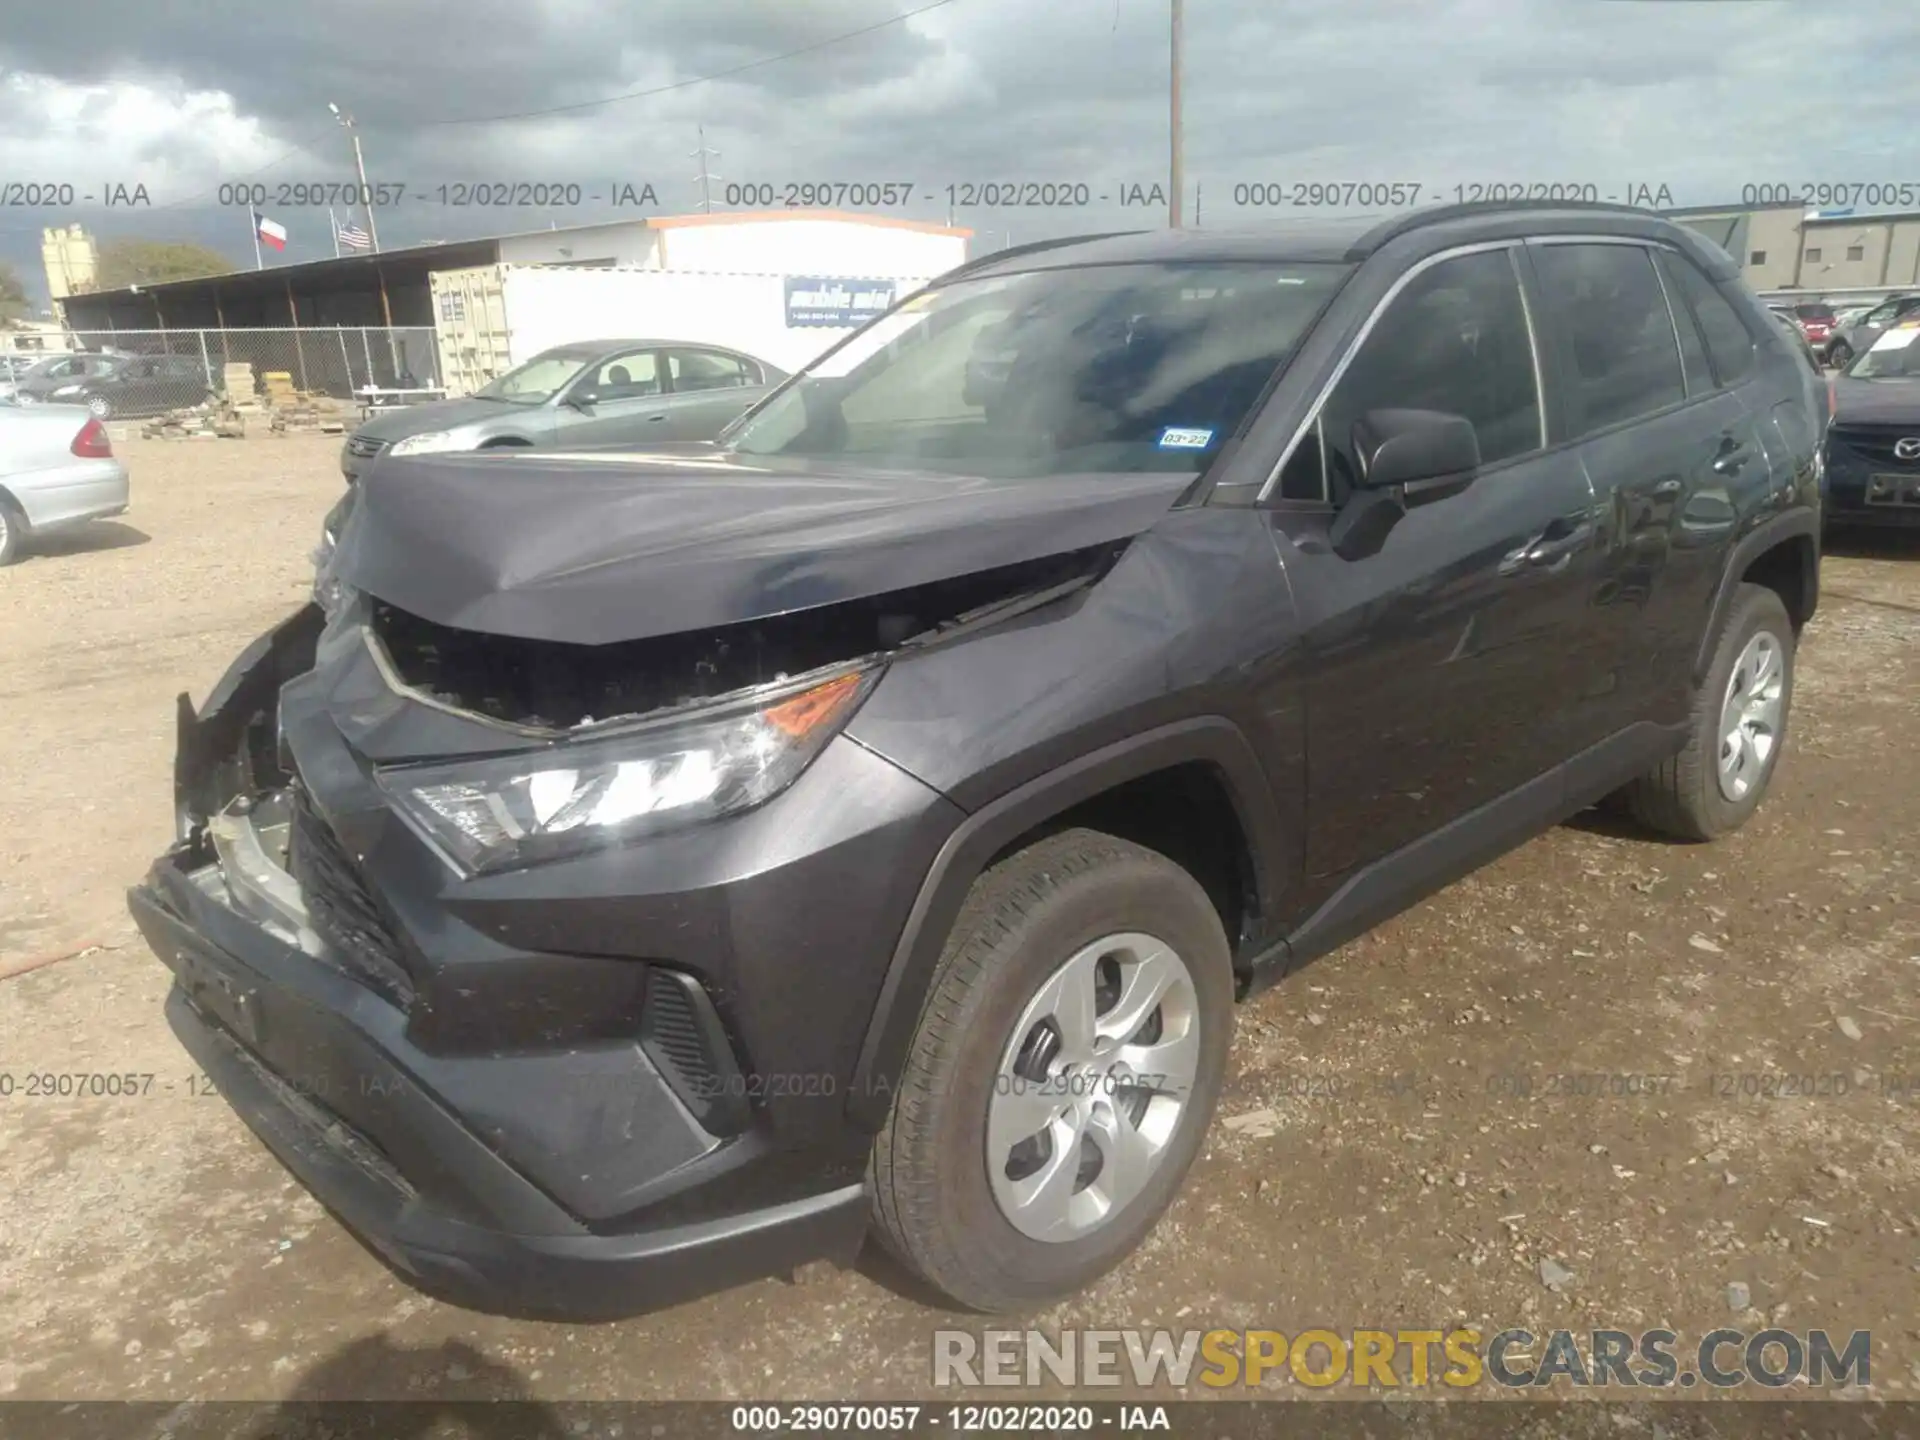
[13,352,120,408]
[133,202,1820,1323]
[1823,321,1920,527]
[16,352,216,420]
[1825,293,1920,369]
[339,339,785,482]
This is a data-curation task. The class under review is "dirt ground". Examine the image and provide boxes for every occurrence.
[0,435,1915,1403]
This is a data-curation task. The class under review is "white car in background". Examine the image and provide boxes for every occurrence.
[0,403,130,565]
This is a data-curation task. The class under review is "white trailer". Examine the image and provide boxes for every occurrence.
[429,214,971,395]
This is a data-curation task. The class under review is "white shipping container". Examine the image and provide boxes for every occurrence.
[428,261,959,396]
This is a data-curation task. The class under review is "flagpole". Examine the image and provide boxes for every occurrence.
[250,206,263,270]
[329,206,341,258]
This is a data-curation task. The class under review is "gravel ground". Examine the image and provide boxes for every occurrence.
[0,436,1915,1403]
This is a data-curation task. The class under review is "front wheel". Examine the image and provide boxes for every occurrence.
[1622,583,1795,840]
[1826,340,1852,369]
[868,828,1233,1313]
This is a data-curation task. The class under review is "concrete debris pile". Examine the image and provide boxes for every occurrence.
[223,363,267,416]
[267,399,349,435]
[141,401,246,440]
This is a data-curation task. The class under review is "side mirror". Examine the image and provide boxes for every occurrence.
[1329,409,1481,562]
[562,390,596,413]
[1352,408,1480,493]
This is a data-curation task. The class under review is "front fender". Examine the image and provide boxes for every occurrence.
[843,715,1289,1131]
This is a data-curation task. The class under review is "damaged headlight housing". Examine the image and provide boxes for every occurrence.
[310,489,357,617]
[374,668,878,875]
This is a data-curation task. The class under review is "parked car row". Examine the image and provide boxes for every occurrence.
[133,201,1829,1325]
[1768,293,1920,369]
[10,352,218,418]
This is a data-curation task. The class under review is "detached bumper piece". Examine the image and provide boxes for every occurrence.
[129,851,866,1320]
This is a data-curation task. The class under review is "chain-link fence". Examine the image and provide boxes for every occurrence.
[58,328,443,409]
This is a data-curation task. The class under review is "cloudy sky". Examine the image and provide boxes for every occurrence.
[2,0,1917,302]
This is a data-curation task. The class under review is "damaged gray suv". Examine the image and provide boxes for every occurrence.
[131,202,1821,1320]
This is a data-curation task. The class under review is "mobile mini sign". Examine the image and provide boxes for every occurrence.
[785,277,898,328]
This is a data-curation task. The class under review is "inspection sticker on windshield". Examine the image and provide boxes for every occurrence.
[1157,427,1215,450]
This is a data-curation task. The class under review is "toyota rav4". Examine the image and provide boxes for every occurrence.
[130,202,1821,1320]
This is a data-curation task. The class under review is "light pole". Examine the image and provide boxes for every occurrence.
[328,103,381,253]
[331,102,397,382]
[1169,0,1184,228]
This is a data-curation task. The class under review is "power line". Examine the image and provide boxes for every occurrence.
[422,0,958,127]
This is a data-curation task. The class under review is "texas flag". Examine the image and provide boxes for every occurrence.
[253,208,288,251]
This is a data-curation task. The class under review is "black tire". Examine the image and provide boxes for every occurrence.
[0,494,23,566]
[1622,583,1794,841]
[868,828,1233,1313]
[1826,340,1852,369]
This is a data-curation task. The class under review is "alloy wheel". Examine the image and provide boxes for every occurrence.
[1717,629,1785,802]
[987,932,1201,1243]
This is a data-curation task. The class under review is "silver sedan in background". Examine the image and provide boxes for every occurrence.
[0,403,130,565]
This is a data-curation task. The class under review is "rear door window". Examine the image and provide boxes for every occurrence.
[1664,256,1758,387]
[1531,243,1685,434]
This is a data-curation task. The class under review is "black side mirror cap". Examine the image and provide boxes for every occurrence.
[1353,408,1481,492]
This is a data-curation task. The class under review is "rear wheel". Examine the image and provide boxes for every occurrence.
[85,394,113,420]
[1622,583,1794,840]
[868,828,1233,1313]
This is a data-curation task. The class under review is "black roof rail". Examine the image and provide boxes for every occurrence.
[937,230,1152,281]
[1348,199,1671,259]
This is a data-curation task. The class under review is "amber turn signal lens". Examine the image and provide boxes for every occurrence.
[763,671,865,738]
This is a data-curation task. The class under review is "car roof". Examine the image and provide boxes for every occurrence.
[945,201,1741,282]
[540,338,760,359]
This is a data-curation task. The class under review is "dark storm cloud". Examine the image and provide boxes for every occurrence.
[4,0,1920,298]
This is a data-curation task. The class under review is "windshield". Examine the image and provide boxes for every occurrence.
[1792,304,1835,322]
[727,261,1348,478]
[1846,326,1920,379]
[474,349,594,404]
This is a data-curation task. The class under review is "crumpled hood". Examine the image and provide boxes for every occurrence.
[335,449,1191,644]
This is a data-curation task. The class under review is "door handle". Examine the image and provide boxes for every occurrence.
[646,413,668,422]
[1711,438,1753,475]
[1523,522,1595,570]
[1498,519,1595,577]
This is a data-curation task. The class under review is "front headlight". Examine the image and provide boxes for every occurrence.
[374,668,877,875]
[388,428,475,457]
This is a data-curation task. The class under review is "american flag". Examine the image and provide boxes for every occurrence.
[336,220,372,251]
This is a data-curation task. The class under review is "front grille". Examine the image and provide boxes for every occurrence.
[345,434,389,459]
[1829,423,1920,469]
[287,786,416,1009]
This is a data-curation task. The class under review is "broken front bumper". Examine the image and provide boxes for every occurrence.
[128,604,957,1319]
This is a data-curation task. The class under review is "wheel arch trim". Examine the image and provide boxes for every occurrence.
[844,716,1288,1131]
[1692,508,1820,686]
